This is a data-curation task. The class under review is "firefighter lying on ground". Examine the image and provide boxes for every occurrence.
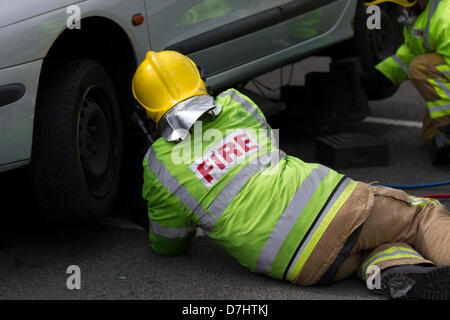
[132,50,450,299]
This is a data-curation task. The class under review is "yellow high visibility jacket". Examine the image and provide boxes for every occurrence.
[142,89,362,283]
[376,0,450,85]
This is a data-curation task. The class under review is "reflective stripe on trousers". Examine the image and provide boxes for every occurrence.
[361,246,424,281]
[431,78,450,98]
[409,195,441,209]
[428,103,450,117]
[426,77,450,118]
[436,65,450,78]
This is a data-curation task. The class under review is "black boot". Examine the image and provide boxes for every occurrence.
[430,126,450,165]
[380,265,450,299]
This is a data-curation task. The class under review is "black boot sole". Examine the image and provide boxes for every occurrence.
[430,133,450,165]
[380,265,450,300]
[431,145,450,165]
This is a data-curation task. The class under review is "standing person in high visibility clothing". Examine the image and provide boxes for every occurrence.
[133,50,450,299]
[365,0,450,164]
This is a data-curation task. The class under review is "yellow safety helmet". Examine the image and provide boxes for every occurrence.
[364,0,418,6]
[132,50,208,126]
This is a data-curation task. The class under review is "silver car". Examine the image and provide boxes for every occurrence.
[0,0,401,223]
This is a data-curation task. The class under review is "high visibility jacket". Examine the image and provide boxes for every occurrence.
[143,89,358,282]
[376,0,450,85]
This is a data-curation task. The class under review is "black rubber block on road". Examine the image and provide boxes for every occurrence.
[315,133,389,169]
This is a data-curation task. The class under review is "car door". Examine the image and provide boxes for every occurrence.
[145,0,347,77]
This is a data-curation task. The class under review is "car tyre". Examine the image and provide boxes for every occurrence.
[31,60,124,224]
[354,2,403,100]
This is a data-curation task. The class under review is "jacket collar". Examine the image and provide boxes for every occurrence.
[159,95,222,142]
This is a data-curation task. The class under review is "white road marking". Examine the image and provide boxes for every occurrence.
[363,116,422,128]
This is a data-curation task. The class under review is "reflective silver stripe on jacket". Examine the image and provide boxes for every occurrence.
[441,70,450,77]
[145,147,213,231]
[202,150,286,234]
[429,102,450,113]
[391,55,409,74]
[217,90,277,147]
[146,148,284,234]
[424,0,441,52]
[254,165,332,275]
[434,78,450,98]
[150,221,194,239]
[284,177,351,278]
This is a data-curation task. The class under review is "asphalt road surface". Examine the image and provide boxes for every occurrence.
[0,57,449,301]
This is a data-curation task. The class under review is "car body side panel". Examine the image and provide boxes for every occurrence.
[190,0,354,77]
[146,0,351,78]
[0,0,150,70]
[0,0,85,29]
[0,0,151,170]
[0,60,42,172]
[0,0,357,171]
[205,0,357,90]
[145,0,296,51]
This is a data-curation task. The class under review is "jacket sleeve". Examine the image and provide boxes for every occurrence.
[143,157,196,257]
[434,12,450,65]
[375,43,416,86]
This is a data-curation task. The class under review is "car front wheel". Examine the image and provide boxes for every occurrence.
[355,2,403,100]
[31,60,124,224]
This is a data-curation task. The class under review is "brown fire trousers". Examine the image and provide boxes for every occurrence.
[292,182,450,286]
[254,54,450,287]
[291,53,450,286]
[408,53,450,144]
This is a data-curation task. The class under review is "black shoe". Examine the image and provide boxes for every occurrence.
[380,265,450,300]
[430,132,450,165]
